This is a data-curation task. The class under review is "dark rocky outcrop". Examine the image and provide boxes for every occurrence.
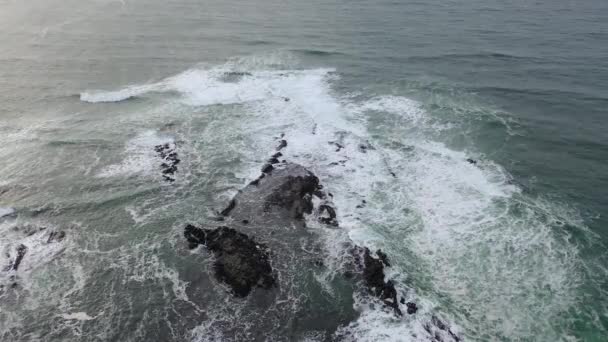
[318,204,338,226]
[155,143,180,182]
[276,139,287,151]
[261,163,274,174]
[184,225,275,297]
[424,315,461,342]
[262,164,318,219]
[406,302,418,314]
[362,248,402,316]
[223,162,320,222]
[179,139,461,340]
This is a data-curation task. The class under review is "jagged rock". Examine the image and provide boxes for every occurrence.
[376,249,390,267]
[155,143,180,182]
[261,163,274,173]
[406,302,418,314]
[220,199,237,216]
[218,151,320,225]
[4,244,27,272]
[362,248,402,315]
[231,163,320,220]
[184,225,275,297]
[277,139,288,150]
[319,204,338,226]
[424,315,461,342]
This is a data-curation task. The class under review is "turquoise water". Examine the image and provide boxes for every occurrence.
[0,0,607,340]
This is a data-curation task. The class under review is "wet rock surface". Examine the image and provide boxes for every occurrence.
[362,247,402,315]
[4,244,27,272]
[155,143,180,182]
[425,315,461,342]
[184,225,275,297]
[181,138,460,341]
[220,162,321,224]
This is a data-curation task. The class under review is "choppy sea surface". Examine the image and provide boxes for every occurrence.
[1,0,607,341]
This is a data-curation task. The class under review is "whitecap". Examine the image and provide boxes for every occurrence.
[60,312,96,321]
[0,207,15,218]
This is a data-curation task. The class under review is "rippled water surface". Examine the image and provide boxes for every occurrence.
[1,0,607,341]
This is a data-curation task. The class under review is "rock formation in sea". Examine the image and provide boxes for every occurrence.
[184,225,274,297]
[154,142,180,182]
[182,136,461,341]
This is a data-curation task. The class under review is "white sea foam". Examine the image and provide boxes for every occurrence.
[97,130,173,179]
[84,54,587,340]
[80,83,162,103]
[232,61,580,339]
[0,207,15,218]
[0,220,68,294]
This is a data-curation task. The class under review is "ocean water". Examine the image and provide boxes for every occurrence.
[1,0,607,341]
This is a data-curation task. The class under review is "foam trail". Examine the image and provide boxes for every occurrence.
[80,83,163,103]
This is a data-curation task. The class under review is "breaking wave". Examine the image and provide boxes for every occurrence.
[73,53,601,341]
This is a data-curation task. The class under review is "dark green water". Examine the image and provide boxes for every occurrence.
[0,0,607,341]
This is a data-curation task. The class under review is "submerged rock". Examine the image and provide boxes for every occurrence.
[4,244,27,272]
[184,225,275,297]
[1,226,67,290]
[329,141,345,152]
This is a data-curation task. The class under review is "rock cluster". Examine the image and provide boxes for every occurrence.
[154,143,180,182]
[181,135,460,341]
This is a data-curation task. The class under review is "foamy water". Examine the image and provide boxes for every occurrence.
[0,50,603,341]
[75,56,599,340]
